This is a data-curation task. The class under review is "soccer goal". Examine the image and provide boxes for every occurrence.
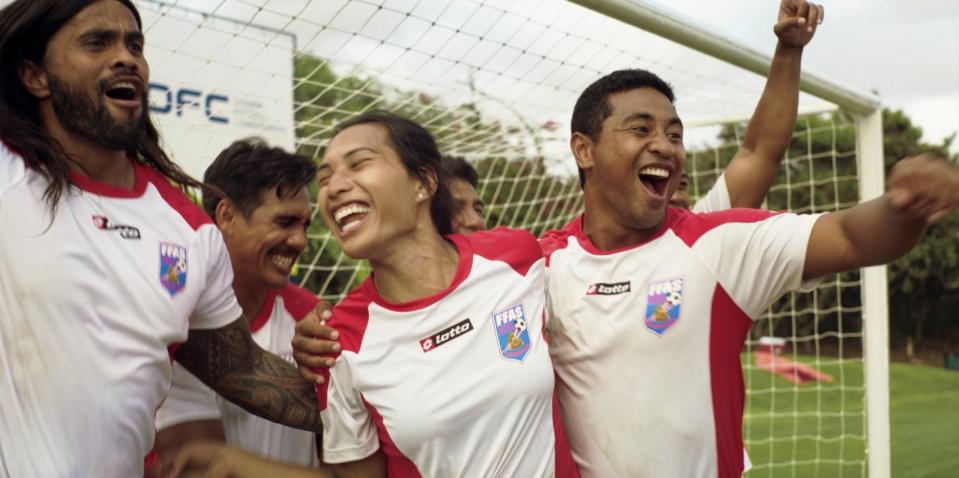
[135,0,888,475]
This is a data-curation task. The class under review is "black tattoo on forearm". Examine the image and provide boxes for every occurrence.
[174,317,324,433]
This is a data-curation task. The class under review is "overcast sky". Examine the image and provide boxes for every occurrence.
[660,0,959,151]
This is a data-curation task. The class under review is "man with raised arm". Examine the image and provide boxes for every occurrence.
[0,1,326,475]
[540,2,959,476]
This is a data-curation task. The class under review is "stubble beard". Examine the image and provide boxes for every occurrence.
[47,73,145,152]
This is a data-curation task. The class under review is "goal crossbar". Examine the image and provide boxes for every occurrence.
[567,0,880,116]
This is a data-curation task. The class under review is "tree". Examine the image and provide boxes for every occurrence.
[881,111,959,355]
[889,212,959,355]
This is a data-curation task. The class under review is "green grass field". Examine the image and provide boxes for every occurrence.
[888,362,959,477]
[741,357,959,477]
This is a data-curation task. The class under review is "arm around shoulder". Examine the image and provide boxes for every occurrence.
[174,317,325,433]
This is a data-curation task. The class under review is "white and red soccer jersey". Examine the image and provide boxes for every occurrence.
[156,283,321,466]
[0,142,241,477]
[541,208,821,478]
[692,173,731,213]
[316,228,578,477]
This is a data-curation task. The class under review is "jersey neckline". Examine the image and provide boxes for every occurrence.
[573,207,679,255]
[69,159,148,198]
[249,288,279,333]
[362,233,473,312]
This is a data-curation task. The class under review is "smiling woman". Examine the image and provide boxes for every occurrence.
[282,111,579,477]
[317,111,457,256]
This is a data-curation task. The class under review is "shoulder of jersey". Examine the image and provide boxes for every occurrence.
[538,216,580,264]
[312,286,375,399]
[463,226,542,276]
[0,139,32,187]
[0,138,17,160]
[328,283,378,354]
[669,207,782,247]
[277,282,323,321]
[140,164,212,230]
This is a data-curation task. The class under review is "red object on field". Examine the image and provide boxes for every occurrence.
[753,337,834,384]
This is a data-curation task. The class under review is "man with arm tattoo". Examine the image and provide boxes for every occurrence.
[155,139,327,468]
[172,312,325,433]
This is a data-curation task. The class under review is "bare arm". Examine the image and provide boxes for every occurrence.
[174,317,323,433]
[168,442,385,478]
[169,441,333,478]
[329,450,388,478]
[804,195,925,280]
[804,153,959,280]
[155,420,225,466]
[724,0,824,208]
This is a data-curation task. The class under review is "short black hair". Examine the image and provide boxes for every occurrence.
[570,69,675,187]
[332,111,455,236]
[202,138,317,220]
[442,155,478,187]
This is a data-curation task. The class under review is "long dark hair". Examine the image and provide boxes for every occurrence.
[0,0,203,214]
[332,111,456,236]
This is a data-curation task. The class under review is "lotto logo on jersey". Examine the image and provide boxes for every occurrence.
[159,242,188,297]
[92,215,141,239]
[644,278,684,336]
[491,304,531,362]
[586,281,631,295]
[419,319,474,352]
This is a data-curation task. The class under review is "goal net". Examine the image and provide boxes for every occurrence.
[133,0,886,475]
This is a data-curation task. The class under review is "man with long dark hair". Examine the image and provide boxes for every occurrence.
[0,1,326,475]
